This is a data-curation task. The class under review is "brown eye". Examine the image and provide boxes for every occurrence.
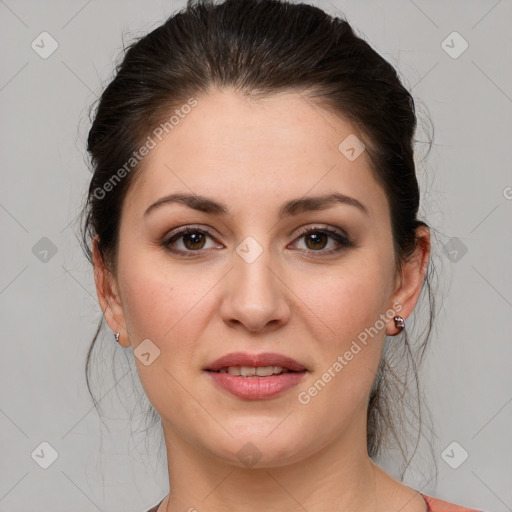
[304,232,328,250]
[291,227,355,256]
[182,232,206,250]
[163,226,221,256]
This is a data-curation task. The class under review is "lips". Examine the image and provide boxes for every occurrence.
[204,352,308,400]
[204,352,307,373]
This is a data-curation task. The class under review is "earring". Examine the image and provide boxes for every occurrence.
[393,316,405,334]
[114,331,120,343]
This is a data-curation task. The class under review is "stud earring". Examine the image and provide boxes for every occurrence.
[393,316,405,334]
[114,331,120,343]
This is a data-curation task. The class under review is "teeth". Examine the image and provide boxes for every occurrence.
[240,366,256,377]
[256,366,275,377]
[219,366,288,377]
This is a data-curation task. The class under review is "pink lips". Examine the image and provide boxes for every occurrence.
[204,352,308,400]
[204,352,307,372]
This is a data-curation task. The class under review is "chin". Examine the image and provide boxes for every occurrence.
[201,424,313,469]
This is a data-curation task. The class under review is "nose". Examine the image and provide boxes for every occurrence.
[220,242,291,333]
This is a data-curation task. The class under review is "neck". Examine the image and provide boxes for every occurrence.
[160,415,384,512]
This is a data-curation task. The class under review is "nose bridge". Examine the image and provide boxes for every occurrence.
[233,234,278,301]
[221,234,289,330]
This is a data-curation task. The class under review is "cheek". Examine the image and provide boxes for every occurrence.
[292,254,393,405]
[116,259,212,416]
[116,249,225,383]
[296,262,391,350]
[293,274,387,433]
[120,268,206,344]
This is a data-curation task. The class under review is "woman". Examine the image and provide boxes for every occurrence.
[81,0,483,510]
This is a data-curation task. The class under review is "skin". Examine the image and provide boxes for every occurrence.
[93,88,430,512]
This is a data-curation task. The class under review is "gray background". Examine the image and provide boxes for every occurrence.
[1,0,511,511]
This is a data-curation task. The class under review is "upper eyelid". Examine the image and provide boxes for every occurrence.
[294,224,348,238]
[166,223,346,237]
[165,224,350,246]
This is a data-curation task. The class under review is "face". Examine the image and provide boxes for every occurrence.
[94,88,428,468]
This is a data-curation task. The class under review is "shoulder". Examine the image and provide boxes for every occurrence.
[420,493,484,512]
[144,498,164,512]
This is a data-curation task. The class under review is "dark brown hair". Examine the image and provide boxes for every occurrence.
[80,0,437,479]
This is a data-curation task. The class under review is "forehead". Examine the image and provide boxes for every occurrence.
[123,88,388,220]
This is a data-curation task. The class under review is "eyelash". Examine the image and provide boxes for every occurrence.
[162,225,355,258]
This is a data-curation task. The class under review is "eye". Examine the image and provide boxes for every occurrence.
[162,224,355,257]
[290,226,355,255]
[162,226,221,256]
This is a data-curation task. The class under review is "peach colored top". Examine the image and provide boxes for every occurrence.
[420,493,483,511]
[145,493,484,511]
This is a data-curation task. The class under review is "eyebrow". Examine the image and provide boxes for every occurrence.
[143,192,369,218]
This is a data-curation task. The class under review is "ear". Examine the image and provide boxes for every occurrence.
[386,225,431,336]
[92,235,130,347]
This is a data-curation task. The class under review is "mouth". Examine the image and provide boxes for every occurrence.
[204,351,308,373]
[208,365,299,377]
[204,352,308,400]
